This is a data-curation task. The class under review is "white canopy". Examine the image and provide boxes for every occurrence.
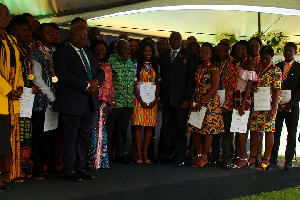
[4,0,300,43]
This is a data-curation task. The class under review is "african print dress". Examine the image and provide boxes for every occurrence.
[87,63,114,169]
[250,65,282,132]
[187,66,224,135]
[132,63,158,126]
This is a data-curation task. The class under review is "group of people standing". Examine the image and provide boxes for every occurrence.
[1,2,300,190]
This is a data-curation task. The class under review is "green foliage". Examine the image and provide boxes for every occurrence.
[216,34,238,45]
[232,186,300,200]
[251,31,288,55]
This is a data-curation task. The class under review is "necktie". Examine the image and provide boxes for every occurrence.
[79,49,92,80]
[170,50,176,63]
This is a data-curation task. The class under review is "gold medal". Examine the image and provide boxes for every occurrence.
[52,76,58,83]
[27,74,35,80]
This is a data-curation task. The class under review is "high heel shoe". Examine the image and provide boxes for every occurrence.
[136,153,143,164]
[256,158,270,171]
[192,154,208,168]
[191,154,201,168]
[248,156,256,168]
[142,153,151,164]
[231,157,248,169]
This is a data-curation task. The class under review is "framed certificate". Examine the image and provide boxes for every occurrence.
[230,109,250,133]
[188,105,207,129]
[20,87,35,118]
[139,82,156,106]
[279,90,291,104]
[254,87,271,111]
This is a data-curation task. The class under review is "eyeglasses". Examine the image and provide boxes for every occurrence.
[70,32,88,38]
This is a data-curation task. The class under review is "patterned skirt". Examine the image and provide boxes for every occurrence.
[132,98,158,126]
[250,111,276,132]
[86,102,110,170]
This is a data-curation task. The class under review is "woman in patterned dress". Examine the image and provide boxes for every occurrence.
[86,40,114,169]
[249,37,263,165]
[187,43,224,168]
[8,15,40,177]
[231,40,257,169]
[249,46,281,170]
[132,44,160,164]
[0,3,24,186]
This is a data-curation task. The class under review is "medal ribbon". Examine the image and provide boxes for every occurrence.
[282,60,295,83]
[40,45,55,77]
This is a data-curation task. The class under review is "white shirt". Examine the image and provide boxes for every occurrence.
[170,47,181,59]
[70,43,91,68]
[32,45,56,102]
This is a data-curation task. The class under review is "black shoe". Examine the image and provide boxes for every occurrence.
[65,172,82,182]
[115,155,132,164]
[175,161,185,167]
[284,161,293,170]
[76,170,94,179]
[220,160,230,169]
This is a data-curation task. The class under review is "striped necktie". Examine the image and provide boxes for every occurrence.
[79,49,92,80]
[170,50,176,63]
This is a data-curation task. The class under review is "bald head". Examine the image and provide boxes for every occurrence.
[69,24,87,49]
[116,39,130,60]
[169,32,182,50]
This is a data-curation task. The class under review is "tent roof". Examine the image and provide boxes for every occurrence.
[4,0,300,43]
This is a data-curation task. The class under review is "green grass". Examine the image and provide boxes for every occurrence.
[232,186,300,200]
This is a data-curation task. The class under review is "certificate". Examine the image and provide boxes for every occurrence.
[139,82,156,106]
[44,105,59,132]
[230,109,250,133]
[20,87,35,118]
[188,103,207,129]
[254,87,271,111]
[279,90,291,104]
[217,90,225,106]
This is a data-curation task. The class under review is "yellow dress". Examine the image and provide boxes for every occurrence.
[187,66,224,134]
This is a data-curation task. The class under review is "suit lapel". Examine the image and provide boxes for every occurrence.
[69,46,89,79]
[286,61,298,81]
[172,48,184,64]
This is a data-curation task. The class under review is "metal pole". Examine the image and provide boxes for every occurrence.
[258,12,261,38]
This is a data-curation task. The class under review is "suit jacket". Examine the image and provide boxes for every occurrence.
[159,48,196,108]
[53,45,105,115]
[276,60,300,108]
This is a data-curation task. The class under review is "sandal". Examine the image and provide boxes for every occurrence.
[248,156,256,168]
[136,153,143,164]
[192,154,208,168]
[256,158,270,171]
[191,154,201,168]
[231,157,248,169]
[142,153,151,164]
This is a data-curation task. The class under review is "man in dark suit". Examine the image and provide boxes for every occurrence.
[270,42,300,170]
[158,32,196,166]
[53,25,104,181]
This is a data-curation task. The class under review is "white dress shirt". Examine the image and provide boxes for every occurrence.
[32,45,56,102]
